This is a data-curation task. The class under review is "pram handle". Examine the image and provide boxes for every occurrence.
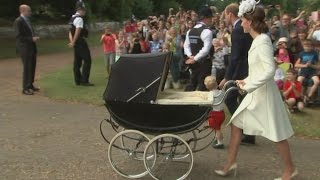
[212,80,243,106]
[221,80,237,92]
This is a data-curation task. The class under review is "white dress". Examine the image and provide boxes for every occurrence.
[227,34,294,142]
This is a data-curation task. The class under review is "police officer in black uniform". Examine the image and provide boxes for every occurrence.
[68,6,93,86]
[184,6,213,91]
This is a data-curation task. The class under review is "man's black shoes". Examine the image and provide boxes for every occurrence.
[22,89,34,95]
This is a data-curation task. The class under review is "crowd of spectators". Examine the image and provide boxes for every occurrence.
[100,4,320,111]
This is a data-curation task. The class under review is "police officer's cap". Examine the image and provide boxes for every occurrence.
[198,6,213,19]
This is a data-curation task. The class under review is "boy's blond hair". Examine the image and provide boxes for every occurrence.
[204,76,217,90]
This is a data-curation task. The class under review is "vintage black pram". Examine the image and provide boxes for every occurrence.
[100,52,238,180]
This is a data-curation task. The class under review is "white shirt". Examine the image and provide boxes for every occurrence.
[274,67,285,81]
[233,19,240,28]
[208,89,225,111]
[72,13,84,28]
[21,15,33,34]
[312,30,320,41]
[184,22,213,61]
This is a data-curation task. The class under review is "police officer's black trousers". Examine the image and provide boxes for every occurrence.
[73,40,91,84]
[184,59,211,91]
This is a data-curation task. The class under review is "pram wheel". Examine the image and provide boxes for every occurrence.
[120,128,155,161]
[192,123,215,153]
[108,130,155,179]
[143,134,193,180]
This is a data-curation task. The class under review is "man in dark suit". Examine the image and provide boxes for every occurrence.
[220,3,255,144]
[14,4,40,95]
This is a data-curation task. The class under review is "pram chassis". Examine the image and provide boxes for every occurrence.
[100,52,239,179]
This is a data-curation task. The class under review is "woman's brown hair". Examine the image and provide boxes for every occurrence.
[243,7,268,34]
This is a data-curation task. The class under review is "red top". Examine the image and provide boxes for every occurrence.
[124,23,137,33]
[283,80,302,99]
[102,34,116,53]
[140,40,149,53]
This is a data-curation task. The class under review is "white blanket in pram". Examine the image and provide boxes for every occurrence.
[156,90,213,105]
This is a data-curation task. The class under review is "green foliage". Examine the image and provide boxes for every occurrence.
[95,0,133,21]
[303,0,320,12]
[151,0,180,16]
[156,0,180,15]
[0,0,20,19]
[206,0,235,13]
[132,0,153,19]
[178,0,204,10]
[1,0,316,23]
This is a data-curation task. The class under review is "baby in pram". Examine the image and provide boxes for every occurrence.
[204,76,226,149]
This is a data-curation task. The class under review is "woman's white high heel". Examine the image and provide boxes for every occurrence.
[274,169,298,180]
[214,163,238,177]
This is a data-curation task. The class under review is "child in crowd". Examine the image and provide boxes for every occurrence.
[274,64,285,90]
[149,32,162,53]
[275,37,292,65]
[204,76,225,149]
[129,33,144,54]
[161,42,170,52]
[283,69,304,112]
[115,30,129,61]
[211,38,228,84]
[289,30,303,64]
[295,39,319,103]
[100,27,116,74]
[161,42,174,89]
[166,27,182,89]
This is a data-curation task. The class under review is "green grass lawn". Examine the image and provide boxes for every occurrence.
[39,58,320,138]
[0,33,101,59]
[39,56,107,105]
[289,108,320,138]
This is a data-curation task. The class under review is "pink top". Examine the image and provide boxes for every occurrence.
[278,48,290,63]
[102,34,116,53]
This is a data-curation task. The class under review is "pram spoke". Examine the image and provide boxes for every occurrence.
[144,134,193,180]
[108,130,154,179]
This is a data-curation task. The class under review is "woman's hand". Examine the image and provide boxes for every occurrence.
[236,80,247,95]
[236,80,246,89]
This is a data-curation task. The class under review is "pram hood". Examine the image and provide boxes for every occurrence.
[103,52,172,104]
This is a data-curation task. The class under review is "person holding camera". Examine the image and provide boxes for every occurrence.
[68,6,93,86]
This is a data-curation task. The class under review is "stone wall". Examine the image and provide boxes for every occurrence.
[0,22,122,39]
